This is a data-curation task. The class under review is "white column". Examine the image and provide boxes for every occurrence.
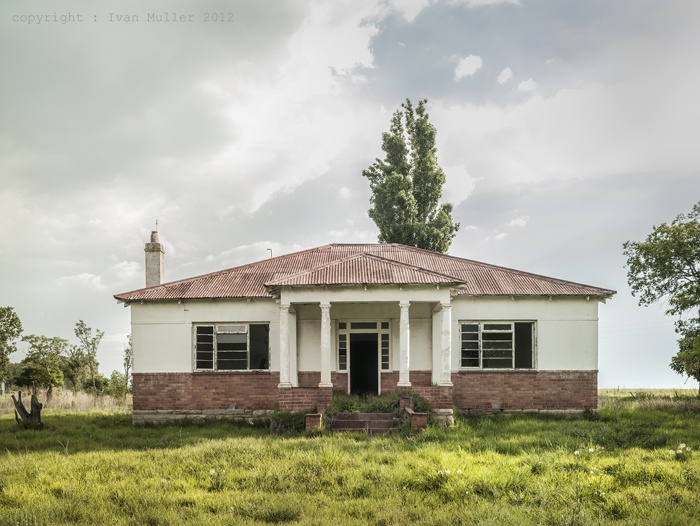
[319,302,333,388]
[439,302,453,386]
[278,303,292,388]
[397,302,411,387]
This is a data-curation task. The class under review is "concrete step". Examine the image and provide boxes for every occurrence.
[330,412,399,434]
[333,412,395,422]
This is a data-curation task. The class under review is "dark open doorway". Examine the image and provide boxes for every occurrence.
[350,333,378,395]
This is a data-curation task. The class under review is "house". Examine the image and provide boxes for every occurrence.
[115,233,615,423]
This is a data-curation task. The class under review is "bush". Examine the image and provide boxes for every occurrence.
[269,408,315,434]
[329,390,432,415]
[82,374,111,395]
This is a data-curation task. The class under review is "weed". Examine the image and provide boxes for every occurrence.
[269,407,314,434]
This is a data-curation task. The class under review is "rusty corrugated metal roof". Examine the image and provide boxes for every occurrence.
[266,253,465,287]
[114,243,616,301]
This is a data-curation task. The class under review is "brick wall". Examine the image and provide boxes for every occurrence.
[452,370,597,410]
[278,386,332,413]
[133,369,597,414]
[132,372,280,411]
[379,371,452,409]
[298,371,348,392]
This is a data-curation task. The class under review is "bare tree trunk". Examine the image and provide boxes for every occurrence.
[12,385,43,428]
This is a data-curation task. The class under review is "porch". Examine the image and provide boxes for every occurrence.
[275,288,455,400]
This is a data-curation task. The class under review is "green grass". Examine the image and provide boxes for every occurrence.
[1,390,699,525]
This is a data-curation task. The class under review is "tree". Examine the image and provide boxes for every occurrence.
[0,307,23,384]
[74,320,104,390]
[107,371,129,398]
[362,99,459,253]
[60,344,90,391]
[20,335,69,401]
[623,201,700,392]
[123,335,133,389]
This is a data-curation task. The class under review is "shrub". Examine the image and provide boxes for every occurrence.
[328,390,432,415]
[269,407,315,434]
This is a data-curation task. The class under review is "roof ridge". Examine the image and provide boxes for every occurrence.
[264,251,465,287]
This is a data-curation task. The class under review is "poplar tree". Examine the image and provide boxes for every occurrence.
[362,99,459,253]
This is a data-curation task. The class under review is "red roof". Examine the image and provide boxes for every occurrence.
[114,243,616,301]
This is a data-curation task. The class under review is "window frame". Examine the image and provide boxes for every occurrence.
[193,322,270,372]
[459,321,535,370]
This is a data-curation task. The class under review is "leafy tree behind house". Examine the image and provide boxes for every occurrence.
[4,316,125,399]
[623,201,700,392]
[123,335,133,389]
[74,320,104,390]
[362,99,459,253]
[60,344,90,390]
[0,306,23,385]
[19,335,69,401]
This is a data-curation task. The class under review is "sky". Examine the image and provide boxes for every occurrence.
[1,0,699,389]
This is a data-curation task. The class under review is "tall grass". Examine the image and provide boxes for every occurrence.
[1,390,699,525]
[0,389,131,415]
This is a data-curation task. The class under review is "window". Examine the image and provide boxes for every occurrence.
[380,333,390,370]
[338,334,347,370]
[194,323,269,371]
[460,322,534,369]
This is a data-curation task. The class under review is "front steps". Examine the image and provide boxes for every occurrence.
[330,412,399,435]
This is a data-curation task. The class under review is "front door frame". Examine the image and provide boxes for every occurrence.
[337,320,391,395]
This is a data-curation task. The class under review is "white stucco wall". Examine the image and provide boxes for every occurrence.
[131,299,279,373]
[129,289,601,376]
[451,296,600,371]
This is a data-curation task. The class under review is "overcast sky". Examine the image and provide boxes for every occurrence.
[2,0,699,389]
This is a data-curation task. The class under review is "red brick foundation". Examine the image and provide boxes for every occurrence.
[278,386,332,413]
[379,371,453,409]
[452,370,598,411]
[132,369,597,421]
[132,372,280,411]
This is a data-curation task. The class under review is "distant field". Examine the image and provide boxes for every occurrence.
[1,390,699,525]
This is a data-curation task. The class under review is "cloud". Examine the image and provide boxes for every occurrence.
[497,67,513,84]
[454,55,483,81]
[450,0,520,5]
[443,165,477,206]
[518,78,537,92]
[56,273,105,291]
[198,241,307,273]
[479,230,509,244]
[384,0,435,22]
[507,216,529,227]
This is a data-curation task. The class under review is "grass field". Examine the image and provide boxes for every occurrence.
[1,390,699,525]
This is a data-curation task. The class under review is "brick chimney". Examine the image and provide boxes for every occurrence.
[144,230,164,287]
